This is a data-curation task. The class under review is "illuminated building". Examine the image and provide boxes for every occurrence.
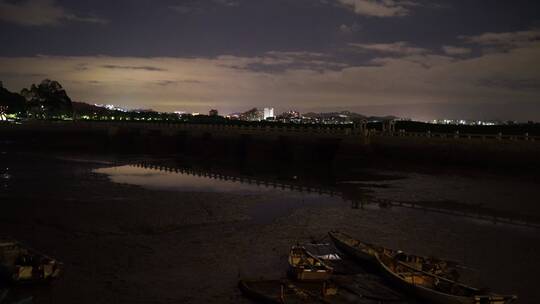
[263,107,274,120]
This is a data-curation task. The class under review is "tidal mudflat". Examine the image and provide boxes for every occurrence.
[1,151,539,303]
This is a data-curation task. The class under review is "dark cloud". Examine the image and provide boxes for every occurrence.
[335,0,421,17]
[0,71,48,78]
[350,41,428,55]
[101,65,167,72]
[441,46,471,56]
[0,0,107,26]
[461,30,540,47]
[169,0,240,14]
[155,79,202,86]
[74,63,89,71]
[478,78,540,91]
[339,22,362,33]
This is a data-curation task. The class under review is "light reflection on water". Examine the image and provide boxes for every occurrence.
[94,165,335,196]
[94,164,540,230]
[94,165,347,224]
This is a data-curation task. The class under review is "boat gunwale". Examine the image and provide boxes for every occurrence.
[328,231,517,304]
[288,246,334,273]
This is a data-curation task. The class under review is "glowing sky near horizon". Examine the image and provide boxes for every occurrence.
[1,0,540,120]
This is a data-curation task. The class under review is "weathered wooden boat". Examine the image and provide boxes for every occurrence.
[329,231,458,279]
[331,274,410,303]
[329,231,517,304]
[239,279,328,304]
[239,278,409,304]
[302,242,341,262]
[288,246,333,281]
[0,241,62,284]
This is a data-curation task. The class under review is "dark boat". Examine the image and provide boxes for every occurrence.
[239,278,410,304]
[239,279,329,304]
[329,231,458,278]
[0,241,62,284]
[288,246,333,281]
[329,231,517,304]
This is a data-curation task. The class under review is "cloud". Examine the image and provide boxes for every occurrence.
[460,29,540,48]
[336,0,419,17]
[65,14,108,25]
[339,22,362,33]
[478,78,540,91]
[169,0,240,14]
[442,46,472,56]
[0,0,107,26]
[101,65,167,72]
[0,41,539,120]
[237,51,347,73]
[155,79,202,87]
[213,0,240,7]
[350,41,428,55]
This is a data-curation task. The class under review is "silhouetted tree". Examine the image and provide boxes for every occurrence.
[21,79,73,118]
[0,81,26,115]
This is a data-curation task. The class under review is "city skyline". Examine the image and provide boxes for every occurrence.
[1,0,540,120]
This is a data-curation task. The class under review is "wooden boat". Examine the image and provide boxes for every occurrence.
[239,279,329,304]
[288,246,333,281]
[302,242,341,262]
[0,241,62,284]
[239,278,409,304]
[329,231,517,304]
[328,231,458,279]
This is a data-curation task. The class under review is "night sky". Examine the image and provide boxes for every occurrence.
[1,0,540,120]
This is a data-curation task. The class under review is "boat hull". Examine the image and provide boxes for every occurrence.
[0,241,63,284]
[288,246,333,282]
[377,261,474,304]
[238,279,329,304]
[239,278,397,304]
[328,232,517,304]
[289,268,332,281]
[328,232,378,267]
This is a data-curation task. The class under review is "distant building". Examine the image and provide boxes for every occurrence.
[209,109,219,117]
[226,113,241,119]
[279,110,300,119]
[94,103,129,112]
[240,108,263,121]
[263,107,274,120]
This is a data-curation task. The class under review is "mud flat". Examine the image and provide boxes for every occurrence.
[1,150,539,303]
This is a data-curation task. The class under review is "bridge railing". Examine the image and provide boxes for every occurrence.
[370,129,540,142]
[4,121,540,142]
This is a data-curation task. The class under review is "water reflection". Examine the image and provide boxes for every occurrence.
[94,163,346,224]
[95,162,540,229]
[95,164,340,196]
